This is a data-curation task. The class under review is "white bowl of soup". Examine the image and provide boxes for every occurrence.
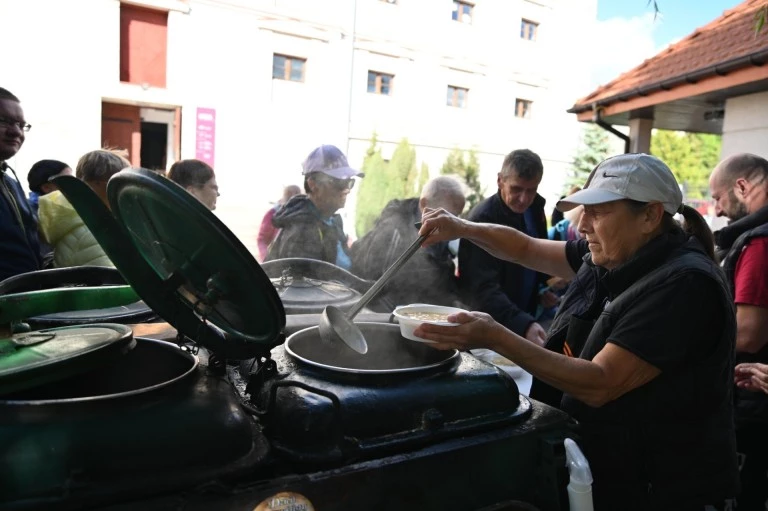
[392,304,468,343]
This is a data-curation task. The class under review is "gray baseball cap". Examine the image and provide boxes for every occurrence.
[302,145,364,179]
[556,153,683,215]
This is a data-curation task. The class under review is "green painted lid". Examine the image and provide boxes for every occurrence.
[53,171,285,359]
[0,324,135,396]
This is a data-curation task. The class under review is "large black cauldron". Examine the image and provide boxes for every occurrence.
[0,170,577,511]
[0,334,266,509]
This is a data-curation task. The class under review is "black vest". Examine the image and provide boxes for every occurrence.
[533,233,739,507]
[719,218,768,422]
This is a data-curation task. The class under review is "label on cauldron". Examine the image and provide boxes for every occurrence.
[254,492,315,511]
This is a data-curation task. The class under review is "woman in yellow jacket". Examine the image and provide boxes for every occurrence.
[38,149,129,268]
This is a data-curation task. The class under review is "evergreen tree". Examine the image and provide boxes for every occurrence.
[441,148,465,176]
[388,138,418,198]
[417,162,430,193]
[354,136,424,237]
[441,148,484,213]
[355,135,390,237]
[568,124,611,191]
[650,130,721,199]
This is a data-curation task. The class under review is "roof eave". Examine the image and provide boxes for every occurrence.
[568,47,768,115]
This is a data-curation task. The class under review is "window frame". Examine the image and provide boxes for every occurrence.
[452,0,474,24]
[447,85,469,108]
[520,19,539,41]
[272,53,306,82]
[515,98,533,119]
[367,70,395,95]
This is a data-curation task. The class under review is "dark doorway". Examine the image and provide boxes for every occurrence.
[140,122,167,171]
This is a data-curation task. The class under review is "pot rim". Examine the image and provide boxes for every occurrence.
[0,338,198,405]
[284,322,459,375]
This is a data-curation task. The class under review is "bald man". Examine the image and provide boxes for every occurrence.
[709,152,768,510]
[351,176,466,310]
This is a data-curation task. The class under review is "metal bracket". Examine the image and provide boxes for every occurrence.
[207,353,226,376]
[244,356,278,397]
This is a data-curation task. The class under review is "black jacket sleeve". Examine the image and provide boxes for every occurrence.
[459,238,536,336]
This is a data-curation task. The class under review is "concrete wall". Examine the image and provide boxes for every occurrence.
[721,91,768,161]
[1,0,595,255]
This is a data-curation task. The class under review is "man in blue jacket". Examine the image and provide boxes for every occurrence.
[459,148,554,345]
[0,87,42,281]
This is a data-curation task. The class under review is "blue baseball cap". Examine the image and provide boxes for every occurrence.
[301,145,364,179]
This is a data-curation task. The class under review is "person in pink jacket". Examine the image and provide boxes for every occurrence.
[257,184,300,261]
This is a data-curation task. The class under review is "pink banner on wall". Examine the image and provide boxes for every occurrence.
[195,107,216,167]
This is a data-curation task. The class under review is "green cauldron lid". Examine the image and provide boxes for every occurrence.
[0,324,135,396]
[53,171,285,359]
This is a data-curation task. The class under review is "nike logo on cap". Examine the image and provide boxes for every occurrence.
[602,171,619,178]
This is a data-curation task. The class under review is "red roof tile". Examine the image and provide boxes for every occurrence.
[571,0,768,111]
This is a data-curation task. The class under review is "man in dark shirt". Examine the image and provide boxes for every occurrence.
[459,148,555,345]
[0,87,41,281]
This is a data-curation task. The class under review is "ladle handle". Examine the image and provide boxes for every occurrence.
[346,230,430,320]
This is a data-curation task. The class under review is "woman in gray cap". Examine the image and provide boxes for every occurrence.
[265,144,363,269]
[415,153,739,511]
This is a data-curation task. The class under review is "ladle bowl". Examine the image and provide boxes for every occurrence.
[319,227,430,354]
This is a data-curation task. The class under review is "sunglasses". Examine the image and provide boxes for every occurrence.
[314,174,355,190]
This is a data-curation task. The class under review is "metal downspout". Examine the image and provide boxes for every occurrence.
[592,108,630,153]
[345,0,358,157]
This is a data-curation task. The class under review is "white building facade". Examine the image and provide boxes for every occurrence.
[2,0,596,254]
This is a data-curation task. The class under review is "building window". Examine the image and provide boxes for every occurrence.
[367,71,394,95]
[452,1,473,24]
[447,86,469,108]
[272,54,306,82]
[120,3,168,87]
[515,99,532,118]
[520,19,538,40]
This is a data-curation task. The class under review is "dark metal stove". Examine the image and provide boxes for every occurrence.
[247,327,525,465]
[0,170,575,511]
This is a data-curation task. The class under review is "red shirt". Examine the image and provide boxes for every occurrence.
[257,206,279,262]
[734,236,768,308]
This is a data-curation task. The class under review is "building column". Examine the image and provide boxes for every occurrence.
[628,116,653,154]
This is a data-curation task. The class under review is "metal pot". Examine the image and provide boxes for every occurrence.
[2,337,197,402]
[261,258,396,314]
[284,322,458,374]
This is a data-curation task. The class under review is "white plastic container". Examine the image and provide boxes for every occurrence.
[392,304,468,343]
[564,438,594,511]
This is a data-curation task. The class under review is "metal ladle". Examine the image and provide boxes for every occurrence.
[319,227,431,354]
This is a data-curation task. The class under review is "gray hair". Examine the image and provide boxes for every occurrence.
[75,149,131,184]
[421,175,466,213]
[499,148,543,180]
